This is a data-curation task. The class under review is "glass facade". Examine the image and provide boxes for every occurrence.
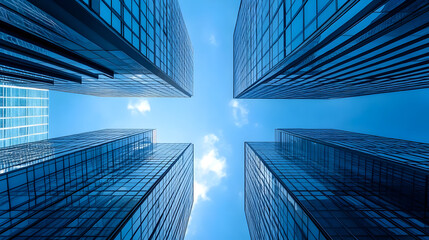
[245,129,429,239]
[234,0,429,99]
[0,0,193,97]
[0,129,194,239]
[0,84,48,148]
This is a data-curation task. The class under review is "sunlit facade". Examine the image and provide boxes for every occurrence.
[245,129,429,239]
[0,129,193,239]
[0,84,48,148]
[234,0,429,98]
[0,0,193,97]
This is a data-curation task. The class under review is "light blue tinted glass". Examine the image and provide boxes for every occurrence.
[0,84,48,148]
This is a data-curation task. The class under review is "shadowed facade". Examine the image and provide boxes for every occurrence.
[0,129,194,239]
[245,129,429,239]
[0,0,193,97]
[234,0,429,99]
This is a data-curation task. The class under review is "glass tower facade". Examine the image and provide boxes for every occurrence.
[234,0,429,99]
[0,84,48,148]
[245,129,429,239]
[0,129,194,239]
[0,0,193,97]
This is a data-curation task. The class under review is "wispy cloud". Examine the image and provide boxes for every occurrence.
[230,99,249,127]
[127,99,151,115]
[209,34,218,46]
[194,134,227,205]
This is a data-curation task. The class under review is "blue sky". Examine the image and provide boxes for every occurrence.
[49,0,429,239]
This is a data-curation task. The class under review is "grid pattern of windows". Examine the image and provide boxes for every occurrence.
[245,129,429,239]
[0,129,193,239]
[0,0,193,97]
[234,0,429,99]
[0,84,48,148]
[80,0,193,95]
[276,129,429,171]
[245,144,329,240]
[0,129,153,173]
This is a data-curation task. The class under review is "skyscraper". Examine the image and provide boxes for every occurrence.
[234,0,429,99]
[245,129,429,239]
[0,0,193,97]
[0,129,194,239]
[0,84,48,148]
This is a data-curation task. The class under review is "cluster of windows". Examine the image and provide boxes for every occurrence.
[79,0,193,95]
[0,84,48,148]
[234,0,349,97]
[0,0,192,97]
[234,0,429,99]
[245,144,328,240]
[245,129,429,239]
[276,129,429,221]
[48,73,190,97]
[0,131,154,217]
[0,129,193,239]
[115,143,193,240]
[0,129,153,172]
[276,129,429,171]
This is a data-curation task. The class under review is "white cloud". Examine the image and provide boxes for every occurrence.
[229,99,249,127]
[209,34,218,46]
[194,182,209,202]
[200,149,227,178]
[127,99,151,115]
[194,134,227,204]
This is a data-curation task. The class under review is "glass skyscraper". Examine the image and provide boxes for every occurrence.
[0,129,193,239]
[0,84,48,148]
[0,0,193,97]
[234,0,429,99]
[245,129,429,239]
